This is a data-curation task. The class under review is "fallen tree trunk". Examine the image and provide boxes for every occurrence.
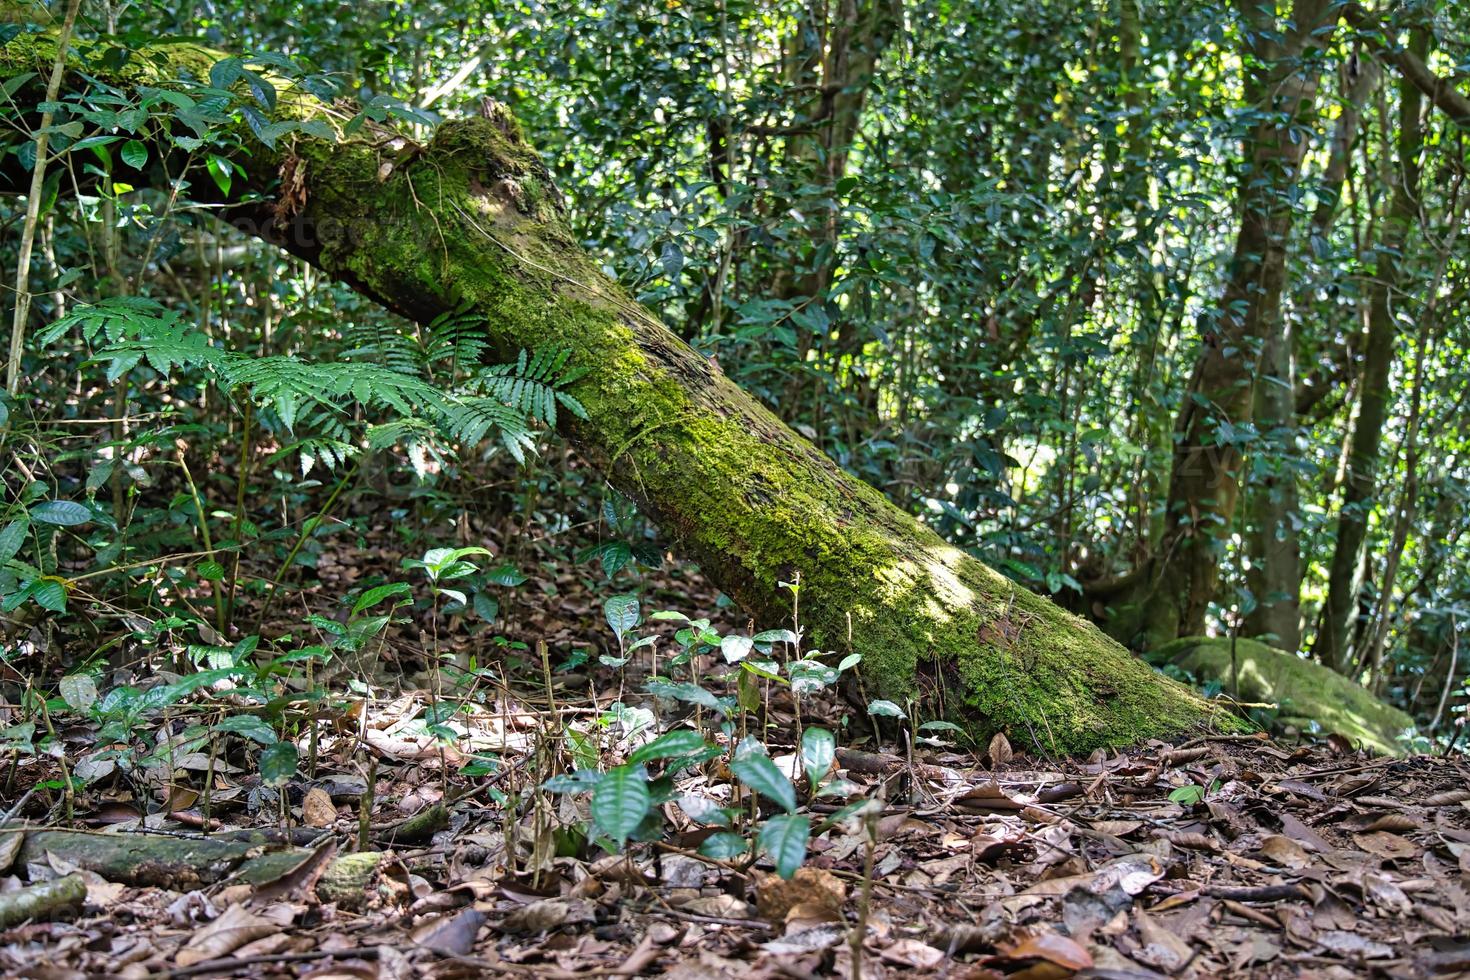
[0,33,1231,752]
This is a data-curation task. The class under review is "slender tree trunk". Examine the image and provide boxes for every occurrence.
[1242,324,1302,650]
[1315,31,1427,674]
[1243,52,1379,652]
[1137,0,1335,645]
[0,33,1228,752]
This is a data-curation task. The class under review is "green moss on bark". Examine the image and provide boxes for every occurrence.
[1149,637,1415,755]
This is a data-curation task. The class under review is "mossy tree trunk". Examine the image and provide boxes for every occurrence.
[0,33,1228,752]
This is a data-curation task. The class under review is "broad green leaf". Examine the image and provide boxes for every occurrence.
[799,727,835,787]
[472,592,499,622]
[677,794,731,827]
[485,565,527,587]
[352,582,410,614]
[629,729,709,766]
[120,139,148,169]
[699,831,748,860]
[215,714,278,745]
[1169,784,1206,805]
[645,680,732,717]
[868,699,905,718]
[30,500,92,526]
[29,579,66,612]
[720,635,753,663]
[604,594,640,637]
[59,674,98,712]
[788,659,837,694]
[731,753,797,813]
[259,742,299,785]
[591,764,650,845]
[196,560,226,581]
[758,813,810,879]
[0,519,28,564]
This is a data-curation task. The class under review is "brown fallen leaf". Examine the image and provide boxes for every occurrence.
[1352,831,1420,861]
[1278,813,1331,852]
[1363,813,1420,833]
[1156,829,1220,852]
[303,787,338,828]
[1258,834,1310,869]
[499,897,595,934]
[412,907,486,955]
[1023,853,1165,897]
[996,928,1093,971]
[0,832,21,874]
[1132,909,1193,972]
[878,937,945,969]
[680,894,751,919]
[1423,790,1470,807]
[1316,930,1394,959]
[956,782,1026,813]
[175,904,284,966]
[988,732,1014,766]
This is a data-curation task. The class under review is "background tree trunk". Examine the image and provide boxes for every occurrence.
[1137,0,1333,645]
[1315,31,1427,674]
[1242,53,1380,653]
[0,33,1228,752]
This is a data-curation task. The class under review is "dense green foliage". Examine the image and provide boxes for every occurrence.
[1,0,1468,794]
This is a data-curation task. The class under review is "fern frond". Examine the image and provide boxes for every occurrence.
[38,296,180,347]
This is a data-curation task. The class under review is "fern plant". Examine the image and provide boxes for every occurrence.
[43,298,588,471]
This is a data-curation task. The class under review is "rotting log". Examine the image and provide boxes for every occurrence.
[0,32,1240,752]
[10,827,315,888]
[0,872,85,927]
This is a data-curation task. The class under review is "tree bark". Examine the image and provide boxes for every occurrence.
[1244,53,1380,653]
[0,33,1228,752]
[1315,30,1427,674]
[1137,0,1335,645]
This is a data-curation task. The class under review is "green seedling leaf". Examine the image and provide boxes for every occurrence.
[0,519,28,563]
[645,680,732,717]
[1168,784,1206,805]
[604,594,640,637]
[731,753,797,813]
[676,793,731,827]
[720,635,753,663]
[214,714,278,745]
[758,813,810,879]
[352,582,410,614]
[30,500,93,526]
[59,674,98,712]
[867,699,905,718]
[699,831,748,860]
[799,727,835,787]
[628,729,709,766]
[591,764,650,846]
[259,742,299,786]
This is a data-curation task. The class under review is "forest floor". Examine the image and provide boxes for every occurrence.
[1,518,1468,979]
[1,731,1467,979]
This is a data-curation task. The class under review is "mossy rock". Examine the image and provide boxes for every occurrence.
[1148,637,1416,756]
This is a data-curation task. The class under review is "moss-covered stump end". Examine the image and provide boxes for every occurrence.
[1147,637,1417,756]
